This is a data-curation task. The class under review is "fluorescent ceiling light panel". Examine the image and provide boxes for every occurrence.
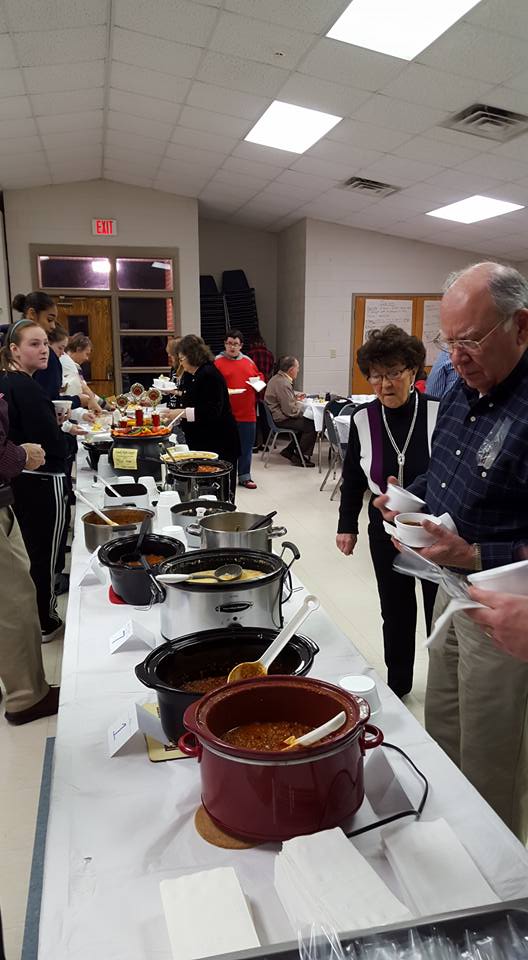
[244,101,341,154]
[327,0,481,60]
[426,195,524,224]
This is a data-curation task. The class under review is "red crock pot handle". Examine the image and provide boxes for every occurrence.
[178,732,203,760]
[361,723,384,751]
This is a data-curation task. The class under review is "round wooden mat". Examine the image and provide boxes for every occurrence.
[194,805,259,849]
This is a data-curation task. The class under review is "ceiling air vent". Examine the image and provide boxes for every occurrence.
[340,177,400,199]
[443,103,528,142]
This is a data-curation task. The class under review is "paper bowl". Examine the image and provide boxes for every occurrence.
[394,512,440,547]
[468,559,528,596]
[52,399,72,416]
[385,482,425,513]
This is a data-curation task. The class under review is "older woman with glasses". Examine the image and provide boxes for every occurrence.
[336,325,440,697]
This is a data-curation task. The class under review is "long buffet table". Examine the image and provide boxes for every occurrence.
[37,457,528,959]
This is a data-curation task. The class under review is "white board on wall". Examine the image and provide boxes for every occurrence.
[363,298,413,342]
[422,299,441,365]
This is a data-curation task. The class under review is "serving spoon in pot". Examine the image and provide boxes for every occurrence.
[281,711,346,751]
[120,514,150,565]
[227,594,320,683]
[156,563,243,584]
[74,489,118,526]
[247,510,277,531]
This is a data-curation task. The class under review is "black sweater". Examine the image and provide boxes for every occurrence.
[338,393,439,539]
[0,371,68,474]
[179,362,240,463]
[34,349,81,408]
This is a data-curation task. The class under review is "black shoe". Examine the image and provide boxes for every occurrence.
[280,448,295,460]
[41,618,64,643]
[54,573,70,596]
[5,686,60,725]
[291,455,316,467]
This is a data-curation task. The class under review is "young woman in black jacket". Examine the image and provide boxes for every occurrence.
[0,320,69,641]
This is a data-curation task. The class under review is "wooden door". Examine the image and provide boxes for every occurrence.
[56,297,114,396]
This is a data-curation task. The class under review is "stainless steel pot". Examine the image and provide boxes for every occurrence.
[169,499,236,534]
[186,511,287,553]
[157,545,300,639]
[81,507,154,552]
[164,459,233,502]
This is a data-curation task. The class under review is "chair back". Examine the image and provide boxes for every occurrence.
[326,397,350,416]
[323,406,341,452]
[338,402,357,417]
[263,402,278,434]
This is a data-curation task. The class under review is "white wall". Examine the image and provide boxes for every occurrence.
[198,219,277,349]
[277,220,307,383]
[303,219,494,395]
[0,212,10,326]
[4,179,200,330]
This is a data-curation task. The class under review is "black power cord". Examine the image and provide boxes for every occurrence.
[345,741,429,839]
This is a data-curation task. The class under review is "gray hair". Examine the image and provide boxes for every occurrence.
[279,355,298,372]
[444,262,528,318]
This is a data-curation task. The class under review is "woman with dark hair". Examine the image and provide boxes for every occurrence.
[0,320,68,641]
[165,335,184,411]
[336,325,440,698]
[170,334,240,497]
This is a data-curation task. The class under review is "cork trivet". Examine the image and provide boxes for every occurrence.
[194,805,259,850]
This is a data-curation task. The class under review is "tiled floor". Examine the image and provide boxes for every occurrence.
[0,443,428,959]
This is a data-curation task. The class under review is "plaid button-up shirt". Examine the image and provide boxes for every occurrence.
[409,352,528,569]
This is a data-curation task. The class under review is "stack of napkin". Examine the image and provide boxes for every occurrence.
[274,828,411,935]
[381,818,498,916]
[160,867,260,960]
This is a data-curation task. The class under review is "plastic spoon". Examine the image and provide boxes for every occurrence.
[75,489,118,526]
[281,711,346,751]
[227,594,320,683]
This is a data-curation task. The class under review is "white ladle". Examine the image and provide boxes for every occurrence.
[281,711,346,751]
[93,476,124,501]
[227,594,320,683]
[74,489,118,526]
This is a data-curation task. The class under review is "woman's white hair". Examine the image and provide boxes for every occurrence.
[444,261,528,319]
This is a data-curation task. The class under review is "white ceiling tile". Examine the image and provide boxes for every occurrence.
[0,152,49,173]
[47,144,102,164]
[37,110,103,135]
[156,180,203,198]
[0,5,7,30]
[275,72,370,118]
[212,168,270,191]
[197,196,243,215]
[507,67,528,94]
[401,181,468,205]
[41,128,103,149]
[268,213,302,232]
[290,155,352,181]
[418,23,528,86]
[237,195,301,217]
[252,179,325,202]
[105,170,153,189]
[31,88,104,117]
[224,0,345,34]
[455,153,528,182]
[197,51,287,97]
[107,109,173,142]
[392,136,480,167]
[424,168,505,195]
[339,206,403,228]
[465,0,528,42]
[51,163,102,183]
[357,155,444,187]
[380,63,494,112]
[166,141,227,168]
[113,28,203,78]
[199,182,261,204]
[5,0,107,31]
[327,118,410,152]
[305,186,374,214]
[474,182,528,206]
[105,129,166,156]
[104,145,158,167]
[0,116,37,138]
[186,81,268,121]
[23,61,105,93]
[232,140,297,167]
[15,27,106,67]
[299,39,405,92]
[114,0,217,46]
[370,191,436,216]
[209,11,313,70]
[352,95,448,135]
[424,125,496,152]
[110,62,190,103]
[276,168,338,192]
[179,105,250,139]
[160,156,218,180]
[171,125,239,155]
[308,138,381,168]
[231,208,278,227]
[104,158,157,179]
[109,89,181,125]
[155,171,209,192]
[221,155,281,179]
[0,69,26,97]
[483,85,528,115]
[0,35,18,69]
[0,95,31,119]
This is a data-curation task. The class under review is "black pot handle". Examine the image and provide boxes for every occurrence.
[303,636,320,655]
[134,661,153,688]
[215,601,253,613]
[280,541,301,570]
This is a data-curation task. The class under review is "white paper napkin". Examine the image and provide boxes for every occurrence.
[160,867,260,960]
[424,597,483,649]
[382,818,499,916]
[274,827,411,935]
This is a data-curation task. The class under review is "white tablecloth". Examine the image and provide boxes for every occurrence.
[335,414,352,445]
[301,399,326,432]
[37,457,528,959]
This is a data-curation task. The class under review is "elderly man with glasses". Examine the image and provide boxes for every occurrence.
[375,261,528,841]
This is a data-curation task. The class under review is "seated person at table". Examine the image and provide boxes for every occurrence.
[264,356,316,466]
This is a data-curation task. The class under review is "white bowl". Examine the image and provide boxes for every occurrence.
[52,399,72,416]
[468,559,528,596]
[394,512,441,547]
[339,675,381,717]
[385,482,426,513]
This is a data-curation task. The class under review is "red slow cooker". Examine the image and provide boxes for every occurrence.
[179,676,383,842]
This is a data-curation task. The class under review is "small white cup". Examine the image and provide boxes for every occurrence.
[385,482,425,513]
[394,512,441,547]
[53,399,72,416]
[156,490,181,529]
[339,675,382,718]
[161,524,188,549]
[138,475,158,501]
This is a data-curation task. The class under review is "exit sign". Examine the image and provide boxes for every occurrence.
[92,218,117,237]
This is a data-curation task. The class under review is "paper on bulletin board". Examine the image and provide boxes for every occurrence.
[363,299,413,342]
[112,447,138,470]
[423,300,442,365]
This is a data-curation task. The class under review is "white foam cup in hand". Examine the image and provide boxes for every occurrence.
[385,482,425,513]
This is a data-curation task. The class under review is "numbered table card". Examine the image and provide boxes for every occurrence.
[108,702,170,756]
[77,548,107,587]
[108,619,157,654]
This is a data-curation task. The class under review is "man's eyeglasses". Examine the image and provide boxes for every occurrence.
[433,315,513,354]
[367,369,407,385]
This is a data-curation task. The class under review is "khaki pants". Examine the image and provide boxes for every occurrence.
[0,506,49,713]
[425,587,528,842]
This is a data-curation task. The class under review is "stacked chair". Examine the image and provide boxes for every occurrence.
[222,270,259,342]
[199,275,229,355]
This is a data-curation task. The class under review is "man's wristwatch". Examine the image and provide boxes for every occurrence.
[472,543,482,572]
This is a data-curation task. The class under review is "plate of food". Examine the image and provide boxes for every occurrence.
[111,425,173,439]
